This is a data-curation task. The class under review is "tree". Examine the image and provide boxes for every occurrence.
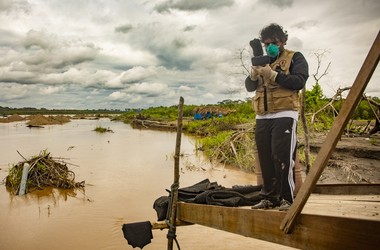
[305,82,324,113]
[301,50,331,174]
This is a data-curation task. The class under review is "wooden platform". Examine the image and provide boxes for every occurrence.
[303,194,380,220]
[177,193,380,249]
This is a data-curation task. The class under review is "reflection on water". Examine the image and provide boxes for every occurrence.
[0,119,290,250]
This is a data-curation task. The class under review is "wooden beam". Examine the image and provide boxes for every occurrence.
[280,31,380,233]
[177,203,380,249]
[151,220,192,230]
[313,184,380,195]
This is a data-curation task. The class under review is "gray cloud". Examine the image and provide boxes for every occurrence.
[126,82,170,97]
[154,0,235,13]
[21,30,99,69]
[0,0,379,110]
[258,0,294,8]
[122,22,196,70]
[115,24,134,34]
[287,37,304,50]
[0,83,29,101]
[0,29,22,48]
[0,0,31,14]
[120,66,159,84]
[183,25,197,32]
[291,20,319,30]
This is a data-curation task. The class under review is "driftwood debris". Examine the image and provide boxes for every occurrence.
[5,150,85,194]
[131,119,177,131]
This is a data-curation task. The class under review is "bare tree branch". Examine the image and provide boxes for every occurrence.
[238,47,251,75]
[312,50,331,82]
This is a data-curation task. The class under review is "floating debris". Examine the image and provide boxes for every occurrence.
[93,125,114,133]
[5,150,85,195]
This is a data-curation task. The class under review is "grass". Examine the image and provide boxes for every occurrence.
[93,125,113,133]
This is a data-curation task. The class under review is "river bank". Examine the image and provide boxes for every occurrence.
[130,116,380,184]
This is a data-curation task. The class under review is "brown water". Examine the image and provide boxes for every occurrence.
[0,119,293,249]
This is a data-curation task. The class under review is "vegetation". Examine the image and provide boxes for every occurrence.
[304,84,380,133]
[93,125,113,133]
[2,86,378,174]
[114,90,379,173]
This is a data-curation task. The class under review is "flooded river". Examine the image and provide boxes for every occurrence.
[0,118,292,249]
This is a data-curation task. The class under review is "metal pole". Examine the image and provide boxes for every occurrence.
[167,96,184,250]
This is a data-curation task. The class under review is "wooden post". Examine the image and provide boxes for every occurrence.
[18,163,29,196]
[280,31,380,233]
[167,97,184,250]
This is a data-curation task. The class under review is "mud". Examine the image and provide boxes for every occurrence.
[306,133,380,184]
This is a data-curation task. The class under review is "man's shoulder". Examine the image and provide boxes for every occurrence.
[290,51,307,61]
[285,49,303,55]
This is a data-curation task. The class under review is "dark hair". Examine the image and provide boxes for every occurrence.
[259,23,288,43]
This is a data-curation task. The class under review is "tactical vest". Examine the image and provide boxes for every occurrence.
[252,49,299,115]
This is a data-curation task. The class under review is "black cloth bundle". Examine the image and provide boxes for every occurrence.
[153,179,262,221]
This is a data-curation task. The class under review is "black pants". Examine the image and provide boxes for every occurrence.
[255,117,297,203]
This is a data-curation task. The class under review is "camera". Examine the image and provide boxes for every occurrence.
[250,38,271,66]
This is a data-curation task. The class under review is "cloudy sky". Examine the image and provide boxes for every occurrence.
[0,0,379,110]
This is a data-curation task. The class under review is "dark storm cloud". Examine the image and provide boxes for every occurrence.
[154,0,235,13]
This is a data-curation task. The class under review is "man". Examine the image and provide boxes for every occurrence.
[245,23,309,210]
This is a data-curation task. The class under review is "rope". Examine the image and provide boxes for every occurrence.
[165,183,181,250]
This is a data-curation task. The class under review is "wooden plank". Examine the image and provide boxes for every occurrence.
[280,31,380,233]
[313,184,380,195]
[308,194,380,202]
[303,195,380,220]
[177,203,380,250]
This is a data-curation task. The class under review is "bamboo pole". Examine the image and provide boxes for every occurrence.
[280,31,380,233]
[167,96,184,250]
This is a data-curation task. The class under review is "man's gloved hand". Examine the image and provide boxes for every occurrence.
[256,64,277,82]
[250,66,260,81]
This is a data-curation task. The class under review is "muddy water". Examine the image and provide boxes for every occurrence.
[0,119,292,250]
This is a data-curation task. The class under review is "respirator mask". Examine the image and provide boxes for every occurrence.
[266,44,279,58]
